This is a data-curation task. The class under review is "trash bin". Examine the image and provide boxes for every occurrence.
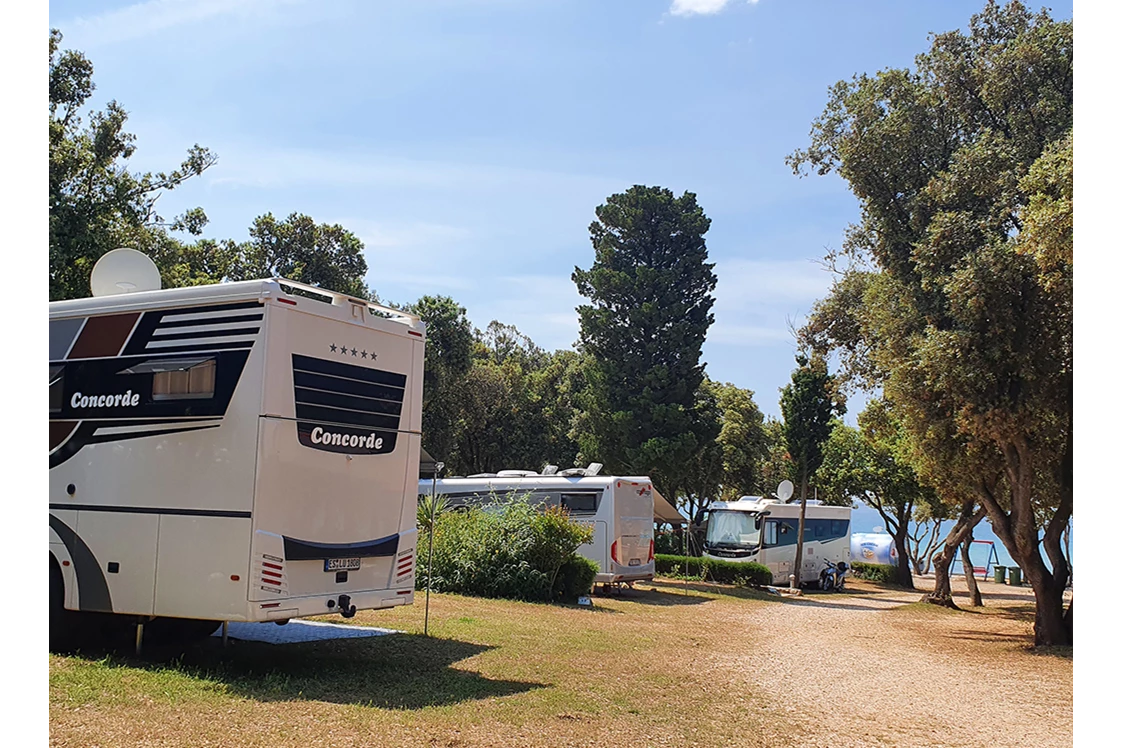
[993,566,1006,584]
[1008,567,1022,586]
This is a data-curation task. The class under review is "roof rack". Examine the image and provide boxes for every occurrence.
[272,278,421,326]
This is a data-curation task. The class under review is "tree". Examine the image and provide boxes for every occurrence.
[226,213,373,300]
[50,30,216,300]
[816,399,936,589]
[404,296,475,466]
[572,185,719,499]
[779,353,845,586]
[791,1,1072,643]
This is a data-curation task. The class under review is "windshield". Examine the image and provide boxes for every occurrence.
[706,510,762,549]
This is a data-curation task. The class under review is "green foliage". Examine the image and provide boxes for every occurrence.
[780,353,845,487]
[572,185,719,494]
[552,556,599,603]
[417,497,594,603]
[791,0,1073,644]
[226,213,373,300]
[850,562,897,584]
[417,493,450,533]
[49,30,216,300]
[654,554,772,587]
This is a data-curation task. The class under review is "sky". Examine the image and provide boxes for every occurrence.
[45,0,1074,423]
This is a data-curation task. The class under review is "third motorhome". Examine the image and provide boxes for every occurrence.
[703,497,852,587]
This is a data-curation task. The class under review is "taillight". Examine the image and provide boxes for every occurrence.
[611,540,619,564]
[648,539,655,563]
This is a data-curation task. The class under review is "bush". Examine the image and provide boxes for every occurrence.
[850,561,896,583]
[654,554,772,587]
[553,556,598,602]
[416,496,595,603]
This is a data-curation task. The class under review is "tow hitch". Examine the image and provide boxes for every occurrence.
[337,594,357,618]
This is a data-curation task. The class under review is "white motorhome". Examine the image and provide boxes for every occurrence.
[419,468,657,588]
[703,498,852,586]
[49,255,425,648]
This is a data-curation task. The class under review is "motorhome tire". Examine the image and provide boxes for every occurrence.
[49,558,70,652]
[143,617,222,646]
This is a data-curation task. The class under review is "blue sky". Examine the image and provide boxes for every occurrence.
[46,0,1075,422]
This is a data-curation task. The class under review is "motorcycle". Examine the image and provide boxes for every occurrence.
[819,559,848,592]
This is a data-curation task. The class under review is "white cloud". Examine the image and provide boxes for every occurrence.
[712,258,834,309]
[58,0,305,47]
[669,0,758,18]
[707,258,834,347]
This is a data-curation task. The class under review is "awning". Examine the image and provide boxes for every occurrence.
[419,447,441,478]
[654,488,687,525]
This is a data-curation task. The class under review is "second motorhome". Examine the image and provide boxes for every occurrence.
[419,468,657,588]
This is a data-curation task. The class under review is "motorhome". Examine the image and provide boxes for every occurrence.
[419,467,659,589]
[703,497,852,587]
[49,250,425,648]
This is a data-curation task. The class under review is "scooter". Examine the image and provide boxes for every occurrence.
[819,559,848,592]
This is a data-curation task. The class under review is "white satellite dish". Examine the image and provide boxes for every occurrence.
[777,480,794,502]
[90,248,162,297]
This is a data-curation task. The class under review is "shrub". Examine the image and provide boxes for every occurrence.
[553,556,598,602]
[850,561,895,583]
[416,496,595,603]
[654,553,772,587]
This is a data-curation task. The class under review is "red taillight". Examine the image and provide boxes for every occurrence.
[611,540,619,564]
[648,539,655,563]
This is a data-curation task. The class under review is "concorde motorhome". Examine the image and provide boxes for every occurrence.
[419,469,657,588]
[703,498,852,586]
[49,252,425,647]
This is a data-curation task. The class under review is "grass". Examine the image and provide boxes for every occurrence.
[49,581,788,748]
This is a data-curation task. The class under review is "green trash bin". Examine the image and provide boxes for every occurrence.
[1008,567,1022,586]
[993,566,1006,584]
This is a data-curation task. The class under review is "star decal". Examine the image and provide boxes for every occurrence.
[371,352,378,361]
[350,348,358,356]
[361,350,368,359]
[329,343,338,353]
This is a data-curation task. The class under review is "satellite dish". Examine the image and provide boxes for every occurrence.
[90,248,162,297]
[873,525,885,534]
[777,480,794,502]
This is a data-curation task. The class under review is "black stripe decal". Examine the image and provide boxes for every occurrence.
[49,423,221,468]
[295,386,404,416]
[49,515,113,613]
[156,313,263,329]
[293,370,405,402]
[292,354,407,388]
[149,327,260,342]
[283,533,400,561]
[294,404,400,430]
[123,301,264,355]
[49,504,251,519]
[134,341,254,355]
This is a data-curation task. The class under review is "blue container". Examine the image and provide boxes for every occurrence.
[851,533,897,566]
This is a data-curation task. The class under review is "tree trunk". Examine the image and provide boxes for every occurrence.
[893,527,911,584]
[792,468,808,588]
[976,448,1073,646]
[922,501,986,608]
[960,527,983,606]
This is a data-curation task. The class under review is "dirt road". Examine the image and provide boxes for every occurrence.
[719,576,1072,748]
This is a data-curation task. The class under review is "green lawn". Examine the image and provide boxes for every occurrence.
[50,581,788,748]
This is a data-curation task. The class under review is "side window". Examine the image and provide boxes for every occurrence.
[154,358,215,400]
[560,493,599,514]
[763,521,778,546]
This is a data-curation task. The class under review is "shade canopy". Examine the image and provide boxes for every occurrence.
[653,488,687,525]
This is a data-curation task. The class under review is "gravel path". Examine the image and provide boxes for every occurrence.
[719,576,1072,748]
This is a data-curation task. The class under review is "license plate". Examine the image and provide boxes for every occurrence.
[325,557,361,572]
[629,559,641,566]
